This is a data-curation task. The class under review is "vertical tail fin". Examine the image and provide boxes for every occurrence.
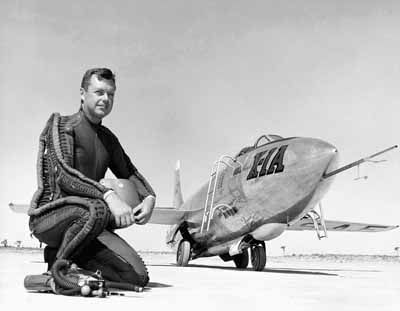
[173,160,184,208]
[166,161,184,247]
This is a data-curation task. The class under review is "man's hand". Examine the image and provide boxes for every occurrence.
[104,191,135,228]
[132,195,156,225]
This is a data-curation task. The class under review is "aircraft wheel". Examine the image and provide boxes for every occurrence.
[250,242,266,271]
[233,249,249,269]
[176,240,191,266]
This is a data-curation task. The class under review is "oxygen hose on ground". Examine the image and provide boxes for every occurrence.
[51,259,89,296]
[49,259,143,297]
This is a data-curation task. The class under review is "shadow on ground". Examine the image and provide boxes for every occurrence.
[147,263,339,276]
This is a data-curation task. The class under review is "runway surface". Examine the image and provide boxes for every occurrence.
[0,248,399,311]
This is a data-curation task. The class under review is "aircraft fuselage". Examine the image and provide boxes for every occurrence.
[176,137,339,258]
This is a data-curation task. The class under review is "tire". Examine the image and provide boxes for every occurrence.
[176,240,191,266]
[250,243,266,271]
[233,250,249,269]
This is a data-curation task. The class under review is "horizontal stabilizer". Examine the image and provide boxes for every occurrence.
[9,203,29,214]
[148,207,188,225]
[9,202,192,226]
[288,219,398,232]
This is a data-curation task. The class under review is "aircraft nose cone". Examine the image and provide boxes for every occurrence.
[301,138,338,173]
[311,139,337,156]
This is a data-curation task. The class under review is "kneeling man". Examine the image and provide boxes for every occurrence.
[28,68,156,287]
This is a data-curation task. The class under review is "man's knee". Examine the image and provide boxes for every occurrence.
[120,260,149,287]
[75,238,149,287]
[102,249,149,287]
[94,231,149,286]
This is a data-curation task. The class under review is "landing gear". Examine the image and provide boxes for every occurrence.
[250,242,266,271]
[233,250,249,269]
[176,240,191,266]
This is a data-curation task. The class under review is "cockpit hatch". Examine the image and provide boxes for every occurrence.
[235,134,285,157]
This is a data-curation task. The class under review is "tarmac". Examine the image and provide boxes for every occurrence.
[0,248,399,311]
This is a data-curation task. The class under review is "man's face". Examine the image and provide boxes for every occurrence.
[80,75,116,123]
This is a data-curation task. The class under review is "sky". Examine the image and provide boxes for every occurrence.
[0,0,399,255]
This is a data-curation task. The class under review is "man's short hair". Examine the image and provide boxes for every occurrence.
[80,68,116,90]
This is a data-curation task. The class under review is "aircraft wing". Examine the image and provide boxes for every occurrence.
[287,218,398,232]
[9,203,193,226]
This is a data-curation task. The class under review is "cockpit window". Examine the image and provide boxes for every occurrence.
[235,146,255,157]
[254,134,284,147]
[265,134,284,141]
[235,134,285,157]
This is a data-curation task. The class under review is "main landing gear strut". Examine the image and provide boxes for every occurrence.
[176,239,191,266]
[232,251,249,269]
[175,225,267,271]
[175,222,195,267]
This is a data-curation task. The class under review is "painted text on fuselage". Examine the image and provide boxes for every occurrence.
[246,145,288,180]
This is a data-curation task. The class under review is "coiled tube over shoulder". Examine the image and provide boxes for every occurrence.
[29,113,109,216]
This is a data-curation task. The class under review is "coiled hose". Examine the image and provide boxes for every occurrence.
[51,259,81,296]
[51,259,143,296]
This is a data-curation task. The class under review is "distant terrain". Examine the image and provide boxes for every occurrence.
[270,253,400,263]
[1,247,399,263]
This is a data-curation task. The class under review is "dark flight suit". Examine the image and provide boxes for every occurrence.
[29,110,155,287]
